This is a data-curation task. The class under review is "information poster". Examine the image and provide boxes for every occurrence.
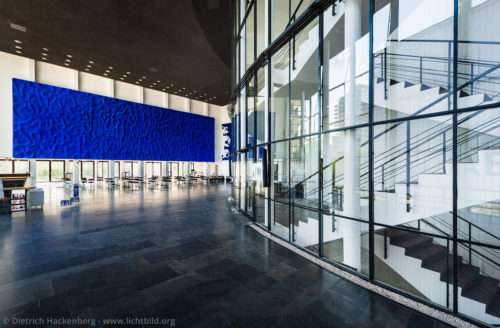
[11,189,26,212]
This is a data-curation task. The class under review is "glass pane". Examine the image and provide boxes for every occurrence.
[323,215,369,275]
[374,226,453,310]
[293,208,319,254]
[247,78,256,147]
[0,161,12,174]
[51,161,64,181]
[256,65,266,145]
[132,162,139,177]
[323,1,369,130]
[270,141,289,240]
[272,0,289,42]
[373,116,453,230]
[458,0,500,108]
[14,161,29,174]
[114,161,120,178]
[146,162,153,178]
[290,18,320,137]
[246,4,254,71]
[290,135,319,209]
[123,162,131,178]
[373,0,454,121]
[256,0,266,55]
[271,42,290,140]
[321,128,368,220]
[81,162,94,180]
[36,161,50,182]
[153,163,161,177]
[102,162,108,178]
[457,107,500,247]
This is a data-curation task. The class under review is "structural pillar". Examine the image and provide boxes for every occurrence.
[139,161,144,180]
[29,160,36,188]
[110,160,115,179]
[73,160,80,184]
[343,0,362,271]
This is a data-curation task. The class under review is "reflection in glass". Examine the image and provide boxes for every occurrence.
[51,161,65,181]
[36,161,50,182]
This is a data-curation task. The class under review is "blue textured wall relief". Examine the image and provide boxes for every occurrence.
[221,123,231,161]
[12,79,215,162]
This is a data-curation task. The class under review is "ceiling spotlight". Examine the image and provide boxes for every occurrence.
[15,45,22,49]
[182,87,186,89]
[85,68,89,71]
[42,53,48,56]
[103,73,108,76]
[108,66,113,69]
[89,60,94,64]
[170,83,173,86]
[156,80,160,83]
[122,74,127,77]
[105,70,110,73]
[203,93,207,96]
[214,96,216,98]
[162,89,165,91]
[65,59,71,62]
[135,82,139,84]
[149,85,153,87]
[15,50,22,54]
[14,40,22,44]
[126,71,130,74]
[166,86,169,89]
[67,54,72,58]
[194,91,197,93]
[42,47,48,51]
[41,57,47,60]
[138,79,142,82]
[120,78,124,80]
[64,63,69,66]
[142,76,146,78]
[86,65,91,68]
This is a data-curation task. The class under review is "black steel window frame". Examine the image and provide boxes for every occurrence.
[230,0,500,327]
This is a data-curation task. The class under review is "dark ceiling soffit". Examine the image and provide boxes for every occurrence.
[230,0,337,108]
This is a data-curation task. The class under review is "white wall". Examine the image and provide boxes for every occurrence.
[0,51,229,172]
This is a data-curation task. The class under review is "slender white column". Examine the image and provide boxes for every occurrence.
[110,161,115,179]
[30,160,36,188]
[73,160,80,184]
[343,0,362,271]
[139,161,145,179]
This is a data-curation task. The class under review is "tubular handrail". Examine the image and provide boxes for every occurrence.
[454,212,500,242]
[293,58,500,189]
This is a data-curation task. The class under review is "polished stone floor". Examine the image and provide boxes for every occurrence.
[0,182,450,327]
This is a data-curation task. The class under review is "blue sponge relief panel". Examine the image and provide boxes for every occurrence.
[12,78,215,162]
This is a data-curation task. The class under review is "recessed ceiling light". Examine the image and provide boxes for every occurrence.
[85,68,89,71]
[105,70,110,73]
[65,59,71,62]
[15,45,22,49]
[149,85,153,87]
[41,57,47,60]
[108,66,113,69]
[42,53,48,56]
[120,78,124,80]
[42,47,48,51]
[214,96,216,98]
[64,63,69,66]
[126,71,130,74]
[170,83,174,86]
[135,82,139,84]
[10,23,26,32]
[156,80,160,83]
[86,65,91,68]
[138,79,142,82]
[103,73,108,76]
[182,87,186,89]
[194,91,197,93]
[203,93,207,95]
[162,89,165,91]
[122,74,127,77]
[67,54,72,58]
[166,86,169,89]
[89,60,94,64]
[15,50,22,54]
[14,40,22,44]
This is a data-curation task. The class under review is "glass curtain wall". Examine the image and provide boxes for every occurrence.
[231,0,500,325]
